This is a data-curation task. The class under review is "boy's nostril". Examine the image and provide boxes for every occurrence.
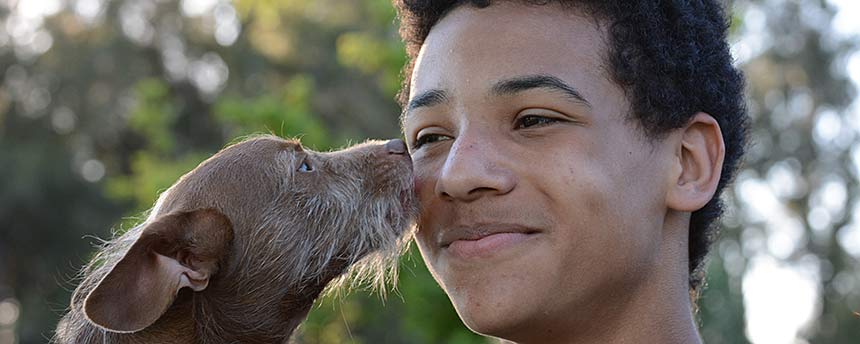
[385,139,408,155]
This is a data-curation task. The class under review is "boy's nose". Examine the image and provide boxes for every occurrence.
[434,131,516,202]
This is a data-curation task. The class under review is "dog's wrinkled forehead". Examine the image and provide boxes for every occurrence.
[159,135,300,216]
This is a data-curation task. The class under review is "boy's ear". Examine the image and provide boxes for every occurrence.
[83,208,233,333]
[667,112,726,212]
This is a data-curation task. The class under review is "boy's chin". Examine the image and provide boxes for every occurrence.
[452,293,539,340]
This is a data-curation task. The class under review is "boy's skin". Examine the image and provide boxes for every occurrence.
[401,2,725,343]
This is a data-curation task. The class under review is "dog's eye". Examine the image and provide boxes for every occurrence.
[297,159,313,172]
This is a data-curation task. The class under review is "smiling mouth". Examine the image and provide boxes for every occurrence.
[441,226,540,260]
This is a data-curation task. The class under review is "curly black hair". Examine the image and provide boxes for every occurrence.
[394,0,749,296]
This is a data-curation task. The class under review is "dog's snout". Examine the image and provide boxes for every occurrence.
[385,139,408,155]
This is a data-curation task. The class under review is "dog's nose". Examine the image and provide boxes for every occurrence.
[385,139,408,155]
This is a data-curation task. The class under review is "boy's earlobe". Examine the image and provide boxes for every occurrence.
[667,112,725,212]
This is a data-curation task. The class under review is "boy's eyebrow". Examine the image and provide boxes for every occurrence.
[401,74,590,126]
[491,74,592,108]
[406,89,449,112]
[401,89,449,128]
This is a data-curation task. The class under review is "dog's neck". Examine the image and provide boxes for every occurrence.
[57,253,353,344]
[63,282,329,344]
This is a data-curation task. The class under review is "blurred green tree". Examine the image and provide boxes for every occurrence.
[698,1,860,343]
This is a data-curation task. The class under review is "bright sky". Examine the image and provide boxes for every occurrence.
[737,1,860,343]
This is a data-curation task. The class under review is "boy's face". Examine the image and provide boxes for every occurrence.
[402,2,680,340]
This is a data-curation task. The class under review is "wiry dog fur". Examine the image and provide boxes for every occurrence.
[54,135,417,344]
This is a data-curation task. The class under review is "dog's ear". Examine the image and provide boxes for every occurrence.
[83,208,233,333]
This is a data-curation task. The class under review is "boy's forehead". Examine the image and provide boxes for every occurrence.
[405,2,613,117]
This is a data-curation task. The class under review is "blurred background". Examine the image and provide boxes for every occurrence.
[0,0,858,343]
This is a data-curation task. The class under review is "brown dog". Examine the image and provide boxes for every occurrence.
[54,135,417,343]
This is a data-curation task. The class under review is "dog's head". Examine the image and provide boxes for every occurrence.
[76,135,417,334]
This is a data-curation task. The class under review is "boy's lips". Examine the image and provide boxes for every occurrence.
[438,223,541,259]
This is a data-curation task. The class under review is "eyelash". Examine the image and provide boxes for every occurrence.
[515,114,560,129]
[411,114,563,150]
[412,133,450,150]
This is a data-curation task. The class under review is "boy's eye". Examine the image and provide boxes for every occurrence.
[412,133,452,150]
[516,115,559,129]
